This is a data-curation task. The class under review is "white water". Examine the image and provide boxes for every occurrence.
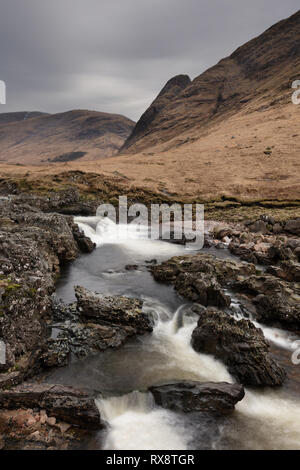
[230,295,300,352]
[97,391,190,450]
[75,216,194,258]
[75,217,300,450]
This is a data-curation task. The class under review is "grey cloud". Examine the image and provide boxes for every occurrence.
[0,0,299,120]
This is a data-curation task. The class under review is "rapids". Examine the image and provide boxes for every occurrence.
[46,216,300,450]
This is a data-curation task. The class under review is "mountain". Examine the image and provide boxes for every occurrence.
[0,110,135,164]
[122,10,300,154]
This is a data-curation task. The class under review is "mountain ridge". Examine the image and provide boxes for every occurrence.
[0,109,135,164]
[122,9,300,154]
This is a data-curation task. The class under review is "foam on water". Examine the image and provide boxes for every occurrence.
[76,217,300,450]
[96,391,189,450]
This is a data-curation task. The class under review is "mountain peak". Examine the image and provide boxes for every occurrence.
[122,9,300,154]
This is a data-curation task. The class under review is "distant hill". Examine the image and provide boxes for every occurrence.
[0,110,135,164]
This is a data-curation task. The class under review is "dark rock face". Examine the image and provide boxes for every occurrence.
[71,222,96,253]
[0,383,102,429]
[41,288,153,369]
[75,286,152,334]
[151,253,255,307]
[191,307,286,387]
[121,75,191,151]
[150,381,244,415]
[233,275,300,331]
[0,199,95,387]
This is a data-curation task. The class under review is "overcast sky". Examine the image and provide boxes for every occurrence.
[0,0,299,121]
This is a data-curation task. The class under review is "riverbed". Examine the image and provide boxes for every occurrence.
[46,216,300,450]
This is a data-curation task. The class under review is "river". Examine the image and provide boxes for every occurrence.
[46,216,300,450]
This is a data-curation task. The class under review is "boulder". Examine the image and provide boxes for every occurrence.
[0,199,95,384]
[41,322,130,367]
[151,253,255,307]
[191,307,286,386]
[285,218,300,236]
[75,286,152,334]
[71,222,96,253]
[150,381,244,415]
[233,274,300,331]
[0,383,102,429]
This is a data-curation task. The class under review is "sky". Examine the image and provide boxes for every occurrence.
[0,0,299,121]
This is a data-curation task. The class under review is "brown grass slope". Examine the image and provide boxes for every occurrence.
[122,9,300,154]
[0,110,135,164]
[0,11,299,203]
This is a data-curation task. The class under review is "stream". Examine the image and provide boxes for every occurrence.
[46,216,300,450]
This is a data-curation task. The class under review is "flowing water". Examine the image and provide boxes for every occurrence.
[47,216,300,450]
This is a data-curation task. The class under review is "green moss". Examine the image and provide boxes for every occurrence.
[0,278,22,299]
[26,287,37,298]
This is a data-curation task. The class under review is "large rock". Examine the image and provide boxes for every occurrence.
[75,286,152,334]
[191,307,286,386]
[233,274,300,331]
[0,383,102,429]
[150,381,244,415]
[70,222,96,253]
[0,199,95,385]
[41,322,130,367]
[42,290,153,369]
[151,253,255,307]
[267,260,300,282]
[285,219,300,236]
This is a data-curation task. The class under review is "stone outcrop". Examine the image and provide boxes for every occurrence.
[41,288,153,368]
[75,286,152,334]
[0,383,102,429]
[232,274,300,331]
[151,253,255,307]
[191,307,286,387]
[150,381,244,415]
[0,199,95,387]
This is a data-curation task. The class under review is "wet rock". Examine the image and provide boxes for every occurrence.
[150,381,244,415]
[71,222,96,253]
[191,307,286,386]
[0,383,102,429]
[75,286,152,334]
[0,199,95,384]
[232,274,300,331]
[41,339,71,368]
[174,272,230,308]
[151,253,255,307]
[42,322,130,367]
[125,264,139,271]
